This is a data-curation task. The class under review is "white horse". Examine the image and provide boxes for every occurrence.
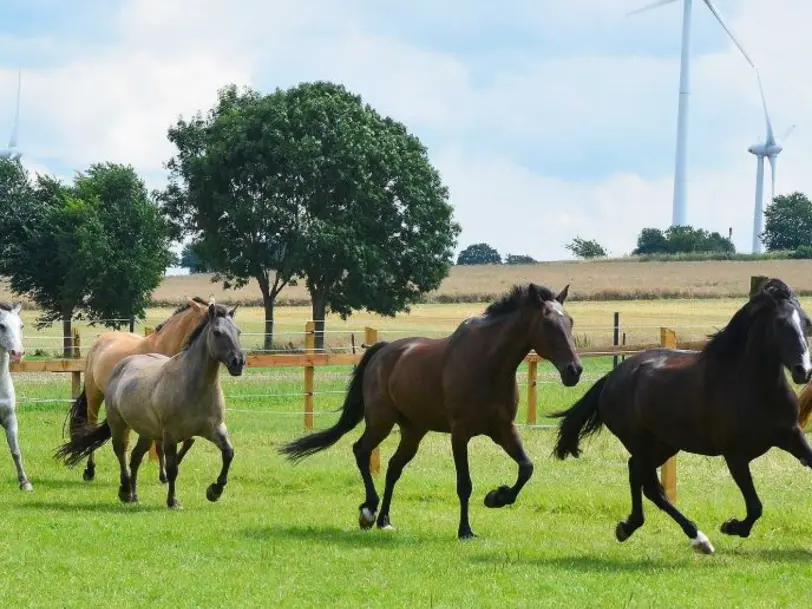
[0,302,32,491]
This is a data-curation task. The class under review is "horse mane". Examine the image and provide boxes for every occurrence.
[0,302,13,313]
[701,278,796,360]
[154,296,208,333]
[181,303,231,350]
[484,283,555,318]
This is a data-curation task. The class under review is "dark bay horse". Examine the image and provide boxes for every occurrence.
[553,278,812,554]
[56,301,245,509]
[280,283,583,539]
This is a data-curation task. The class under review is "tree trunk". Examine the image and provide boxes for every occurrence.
[62,317,72,359]
[263,295,275,353]
[311,293,327,352]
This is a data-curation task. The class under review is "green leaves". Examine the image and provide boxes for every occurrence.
[762,192,812,252]
[0,160,173,328]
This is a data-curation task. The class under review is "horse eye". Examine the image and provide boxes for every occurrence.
[0,324,5,332]
[213,329,223,337]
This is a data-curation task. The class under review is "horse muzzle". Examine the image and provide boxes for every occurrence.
[790,363,812,385]
[9,349,24,364]
[226,354,246,377]
[559,361,583,387]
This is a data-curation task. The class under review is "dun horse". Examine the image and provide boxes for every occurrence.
[66,297,209,483]
[56,301,245,509]
[280,283,583,539]
[553,278,812,555]
[0,302,32,491]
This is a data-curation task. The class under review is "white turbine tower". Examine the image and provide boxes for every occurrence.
[0,69,22,161]
[629,0,756,227]
[749,73,794,254]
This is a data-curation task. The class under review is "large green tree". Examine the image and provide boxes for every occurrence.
[0,161,174,356]
[456,243,501,265]
[762,192,812,251]
[163,82,459,350]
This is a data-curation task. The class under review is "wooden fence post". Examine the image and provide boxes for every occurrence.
[364,327,381,476]
[660,327,678,504]
[526,358,538,425]
[304,322,315,430]
[71,328,81,399]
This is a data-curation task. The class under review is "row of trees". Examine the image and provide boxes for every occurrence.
[0,81,461,352]
[455,243,536,265]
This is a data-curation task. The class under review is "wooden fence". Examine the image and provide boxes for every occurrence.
[10,323,704,503]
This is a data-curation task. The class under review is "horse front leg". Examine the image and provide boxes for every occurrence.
[451,427,476,539]
[484,423,533,509]
[775,425,812,466]
[720,455,762,538]
[205,423,234,503]
[2,410,32,491]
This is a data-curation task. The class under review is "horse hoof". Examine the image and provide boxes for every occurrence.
[720,519,749,538]
[378,523,395,532]
[615,522,630,543]
[159,474,168,484]
[167,499,183,510]
[19,481,33,492]
[458,529,478,540]
[83,469,95,482]
[691,531,715,555]
[359,507,376,530]
[206,484,223,502]
[484,486,513,509]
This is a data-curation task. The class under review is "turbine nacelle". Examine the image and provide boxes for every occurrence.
[748,143,782,157]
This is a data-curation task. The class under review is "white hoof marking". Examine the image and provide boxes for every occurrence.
[691,530,715,555]
[361,507,375,523]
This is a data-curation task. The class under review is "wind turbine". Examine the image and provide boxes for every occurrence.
[629,0,756,227]
[0,69,22,161]
[749,72,794,254]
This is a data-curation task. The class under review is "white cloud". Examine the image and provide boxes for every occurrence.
[1,0,811,259]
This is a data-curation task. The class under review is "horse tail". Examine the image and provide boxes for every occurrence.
[799,384,812,430]
[62,384,89,440]
[551,376,609,460]
[279,341,389,463]
[54,420,112,468]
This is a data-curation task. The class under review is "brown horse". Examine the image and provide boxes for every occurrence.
[56,300,245,509]
[552,278,812,555]
[66,297,209,483]
[796,380,812,429]
[280,283,583,539]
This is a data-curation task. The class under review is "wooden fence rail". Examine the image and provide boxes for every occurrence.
[11,324,699,501]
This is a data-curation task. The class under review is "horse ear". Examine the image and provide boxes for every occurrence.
[188,298,206,312]
[11,303,21,314]
[556,284,570,304]
[228,304,239,318]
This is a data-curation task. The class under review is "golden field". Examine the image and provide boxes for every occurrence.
[4,258,812,354]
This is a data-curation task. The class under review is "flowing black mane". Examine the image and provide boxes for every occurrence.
[484,284,555,318]
[155,296,208,333]
[701,278,797,360]
[181,303,230,350]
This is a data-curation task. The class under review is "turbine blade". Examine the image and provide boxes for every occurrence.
[779,124,796,142]
[626,0,678,17]
[756,71,775,144]
[702,0,755,68]
[8,69,20,149]
[767,155,777,203]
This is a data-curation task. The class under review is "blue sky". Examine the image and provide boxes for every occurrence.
[1,0,809,260]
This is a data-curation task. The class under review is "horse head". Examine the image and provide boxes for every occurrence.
[0,302,24,363]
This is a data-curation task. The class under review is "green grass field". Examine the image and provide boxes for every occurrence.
[6,337,812,607]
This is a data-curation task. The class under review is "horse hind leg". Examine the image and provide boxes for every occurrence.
[615,455,644,542]
[484,423,534,509]
[2,410,32,491]
[376,424,427,531]
[111,426,134,504]
[352,413,395,530]
[128,436,153,502]
[640,462,714,554]
[82,382,104,482]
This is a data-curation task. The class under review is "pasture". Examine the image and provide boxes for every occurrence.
[4,295,812,607]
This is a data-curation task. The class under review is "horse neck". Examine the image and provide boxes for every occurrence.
[172,333,222,398]
[0,351,12,399]
[146,312,203,355]
[478,312,532,379]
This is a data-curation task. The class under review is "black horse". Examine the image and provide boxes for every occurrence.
[552,278,812,554]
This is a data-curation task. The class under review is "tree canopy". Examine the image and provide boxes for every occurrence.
[762,192,812,251]
[162,81,459,349]
[456,243,501,265]
[565,237,607,259]
[0,160,174,355]
[633,226,734,256]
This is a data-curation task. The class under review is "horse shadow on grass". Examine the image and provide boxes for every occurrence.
[469,552,708,573]
[15,499,165,514]
[244,524,433,549]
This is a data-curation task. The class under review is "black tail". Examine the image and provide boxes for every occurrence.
[62,385,89,440]
[550,376,608,460]
[54,420,112,467]
[279,341,390,463]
